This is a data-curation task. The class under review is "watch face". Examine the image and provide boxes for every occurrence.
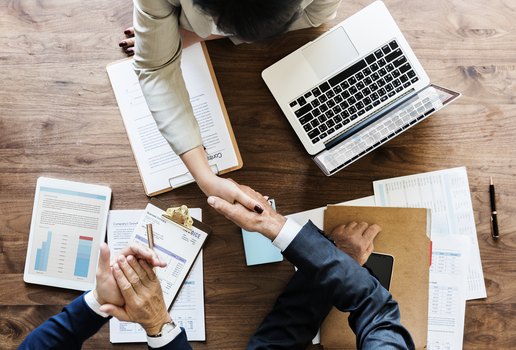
[161,321,177,335]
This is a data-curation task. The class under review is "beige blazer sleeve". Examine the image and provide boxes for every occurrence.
[132,0,202,156]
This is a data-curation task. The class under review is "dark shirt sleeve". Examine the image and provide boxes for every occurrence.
[18,293,109,350]
[250,221,415,350]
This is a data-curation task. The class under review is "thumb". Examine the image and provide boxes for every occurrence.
[100,304,129,321]
[98,242,111,273]
[207,196,233,217]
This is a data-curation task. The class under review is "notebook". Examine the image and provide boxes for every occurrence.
[107,42,242,196]
[262,1,460,176]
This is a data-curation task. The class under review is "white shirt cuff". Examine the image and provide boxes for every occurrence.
[147,324,182,348]
[84,291,110,318]
[272,218,303,251]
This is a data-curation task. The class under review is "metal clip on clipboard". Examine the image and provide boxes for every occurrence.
[162,205,194,231]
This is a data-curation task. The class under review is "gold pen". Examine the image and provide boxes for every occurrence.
[146,223,155,249]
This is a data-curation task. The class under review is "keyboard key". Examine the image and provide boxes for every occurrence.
[299,112,313,124]
[311,99,320,108]
[381,95,388,102]
[382,44,391,54]
[378,88,386,96]
[349,76,357,85]
[398,63,411,74]
[304,91,312,98]
[389,40,399,50]
[334,85,343,94]
[327,119,335,128]
[308,129,319,139]
[356,81,365,90]
[365,53,376,64]
[289,101,297,107]
[312,136,320,143]
[407,70,416,78]
[350,114,358,121]
[297,96,306,106]
[343,118,351,125]
[341,90,350,99]
[312,87,321,96]
[356,72,364,80]
[392,80,401,87]
[392,69,401,78]
[319,123,328,132]
[362,87,371,96]
[410,77,419,83]
[325,110,335,118]
[356,101,364,110]
[378,68,387,76]
[372,72,380,80]
[311,119,319,128]
[334,115,343,123]
[336,123,343,130]
[328,59,367,86]
[326,90,335,98]
[319,94,328,103]
[320,132,328,138]
[385,74,393,82]
[371,63,379,71]
[386,48,402,63]
[365,104,373,111]
[396,86,403,93]
[342,110,350,118]
[374,49,383,59]
[313,108,321,117]
[400,74,409,83]
[385,83,394,92]
[333,105,342,113]
[303,123,311,131]
[348,96,356,104]
[320,104,329,112]
[378,78,386,87]
[388,91,395,97]
[319,82,330,92]
[403,81,411,88]
[327,99,336,108]
[294,104,311,117]
[327,127,335,134]
[349,86,358,94]
[378,58,387,66]
[334,95,343,104]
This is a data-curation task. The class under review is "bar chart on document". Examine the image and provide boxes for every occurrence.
[31,229,95,280]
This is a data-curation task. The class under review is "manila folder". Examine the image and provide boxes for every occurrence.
[320,205,430,350]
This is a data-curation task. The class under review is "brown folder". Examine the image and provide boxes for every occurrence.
[320,205,430,350]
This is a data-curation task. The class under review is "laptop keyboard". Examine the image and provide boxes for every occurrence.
[314,87,444,174]
[289,40,419,144]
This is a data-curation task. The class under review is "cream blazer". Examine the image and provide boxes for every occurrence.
[133,0,342,155]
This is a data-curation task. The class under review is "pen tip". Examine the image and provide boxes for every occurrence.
[490,176,493,185]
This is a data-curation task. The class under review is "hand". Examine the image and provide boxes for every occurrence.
[181,146,265,214]
[100,255,171,335]
[208,185,286,240]
[93,243,167,306]
[328,222,381,265]
[93,243,123,306]
[119,27,135,56]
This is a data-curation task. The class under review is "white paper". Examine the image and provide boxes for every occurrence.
[106,43,239,195]
[286,196,376,345]
[373,167,486,300]
[427,236,470,350]
[107,209,205,342]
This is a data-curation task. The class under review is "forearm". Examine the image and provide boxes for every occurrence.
[133,0,203,156]
[18,294,109,350]
[283,221,414,349]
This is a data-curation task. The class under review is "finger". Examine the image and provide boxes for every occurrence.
[346,221,358,231]
[208,195,242,220]
[117,255,143,291]
[139,259,158,281]
[119,244,166,268]
[97,242,111,274]
[124,47,134,56]
[127,255,150,285]
[355,222,369,233]
[119,37,135,48]
[112,263,137,300]
[100,304,130,321]
[362,224,381,242]
[123,26,135,37]
[234,190,264,214]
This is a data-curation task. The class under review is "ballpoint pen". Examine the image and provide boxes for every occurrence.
[489,177,499,239]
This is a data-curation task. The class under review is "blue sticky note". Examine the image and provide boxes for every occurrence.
[241,199,283,266]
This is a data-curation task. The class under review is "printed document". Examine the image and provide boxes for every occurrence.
[427,236,470,350]
[107,43,241,196]
[373,167,486,300]
[107,209,205,342]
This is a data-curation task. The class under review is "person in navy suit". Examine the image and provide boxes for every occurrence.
[20,184,414,350]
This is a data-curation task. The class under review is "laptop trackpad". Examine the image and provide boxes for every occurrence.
[302,27,359,80]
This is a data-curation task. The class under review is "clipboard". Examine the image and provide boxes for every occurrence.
[130,198,211,308]
[106,42,243,197]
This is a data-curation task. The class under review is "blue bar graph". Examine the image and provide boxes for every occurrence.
[74,236,93,277]
[35,231,52,271]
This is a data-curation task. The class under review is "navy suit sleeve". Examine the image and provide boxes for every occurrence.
[248,221,415,350]
[18,293,109,350]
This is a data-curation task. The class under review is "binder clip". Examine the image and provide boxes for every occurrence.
[162,205,194,230]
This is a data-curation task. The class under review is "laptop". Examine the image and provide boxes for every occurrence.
[262,1,460,175]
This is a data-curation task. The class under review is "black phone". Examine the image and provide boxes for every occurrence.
[363,252,394,290]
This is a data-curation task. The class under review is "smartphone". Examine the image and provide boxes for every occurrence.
[363,252,394,290]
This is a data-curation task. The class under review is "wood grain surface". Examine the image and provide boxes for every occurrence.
[1,0,515,348]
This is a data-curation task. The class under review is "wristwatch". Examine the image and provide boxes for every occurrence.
[147,321,177,338]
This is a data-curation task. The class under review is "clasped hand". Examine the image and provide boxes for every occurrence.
[94,243,171,335]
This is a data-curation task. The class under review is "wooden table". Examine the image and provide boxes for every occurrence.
[1,0,515,348]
